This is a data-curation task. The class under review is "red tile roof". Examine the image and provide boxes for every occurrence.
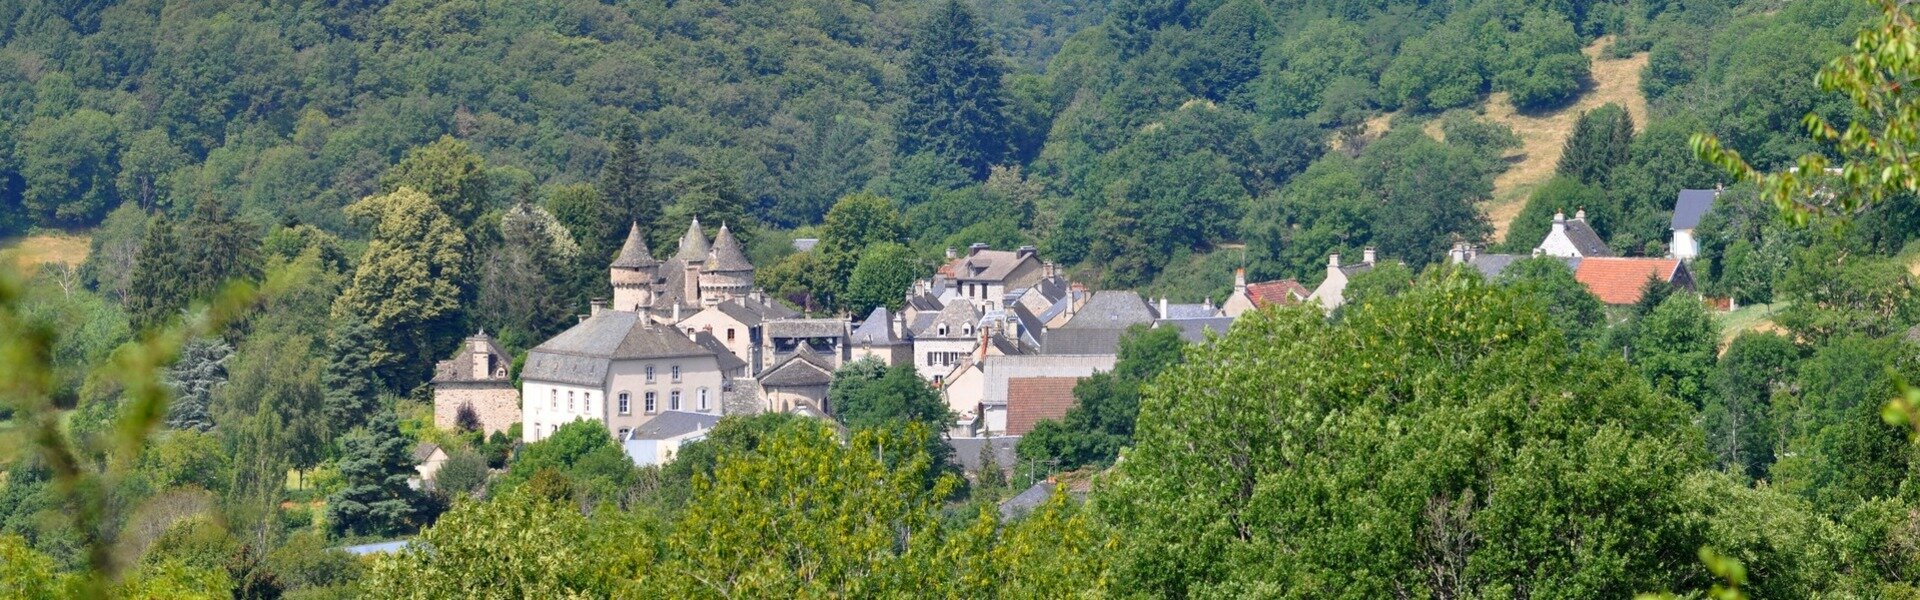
[1246,279,1309,307]
[1574,257,1681,305]
[1005,377,1081,436]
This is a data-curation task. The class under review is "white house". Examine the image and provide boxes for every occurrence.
[1536,210,1612,258]
[1670,188,1720,260]
[1307,249,1377,310]
[519,306,727,443]
[623,411,721,467]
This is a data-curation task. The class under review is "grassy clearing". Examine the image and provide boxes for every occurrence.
[0,232,92,271]
[1481,37,1650,243]
[1715,301,1786,350]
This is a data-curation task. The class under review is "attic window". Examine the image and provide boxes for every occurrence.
[937,325,949,336]
[963,325,973,335]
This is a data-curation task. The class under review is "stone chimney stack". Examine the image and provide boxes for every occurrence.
[1551,210,1567,238]
[684,263,700,306]
[1159,296,1169,319]
[968,242,989,257]
[1362,247,1376,265]
[1574,207,1587,221]
[1044,261,1056,279]
[672,302,682,322]
[1234,268,1247,293]
[470,333,491,379]
[1448,243,1466,264]
[589,298,607,316]
[1329,253,1341,269]
[945,247,957,260]
[1017,245,1036,260]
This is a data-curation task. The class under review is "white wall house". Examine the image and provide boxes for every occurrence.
[1671,188,1720,261]
[1536,210,1612,258]
[623,411,722,467]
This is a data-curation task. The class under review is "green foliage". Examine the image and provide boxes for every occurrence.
[382,136,490,231]
[1558,103,1636,185]
[433,450,489,500]
[1775,239,1917,342]
[814,192,908,309]
[1771,336,1917,512]
[598,121,664,229]
[320,316,382,434]
[17,108,119,225]
[843,242,923,316]
[1496,255,1607,346]
[1339,260,1416,308]
[364,488,656,597]
[1630,294,1722,408]
[1097,269,1706,596]
[162,338,231,432]
[503,420,636,505]
[1704,333,1802,479]
[900,0,1011,179]
[331,187,468,392]
[325,412,433,538]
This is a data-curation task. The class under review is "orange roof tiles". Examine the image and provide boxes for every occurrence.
[1245,279,1310,307]
[1005,376,1082,436]
[1574,257,1682,305]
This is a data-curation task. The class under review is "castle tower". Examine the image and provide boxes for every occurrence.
[610,222,659,311]
[675,217,709,306]
[698,222,755,306]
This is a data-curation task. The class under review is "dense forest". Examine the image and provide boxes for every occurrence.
[8,0,1920,597]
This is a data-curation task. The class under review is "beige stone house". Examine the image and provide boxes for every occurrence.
[430,332,519,435]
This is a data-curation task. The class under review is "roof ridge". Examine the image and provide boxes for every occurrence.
[704,222,753,272]
[611,221,657,268]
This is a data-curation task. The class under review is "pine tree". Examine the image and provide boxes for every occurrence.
[1555,103,1634,185]
[600,121,663,229]
[165,338,232,432]
[898,0,1010,180]
[323,316,382,435]
[126,215,186,332]
[326,411,430,537]
[179,195,261,303]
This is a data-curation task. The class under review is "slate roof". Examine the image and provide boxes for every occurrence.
[917,300,983,338]
[1161,303,1219,319]
[1009,304,1045,341]
[1673,189,1719,230]
[1562,217,1613,257]
[947,249,1034,282]
[948,436,1019,473]
[628,410,721,440]
[673,218,709,264]
[1006,377,1080,435]
[1463,254,1582,279]
[412,442,442,464]
[851,307,907,346]
[1040,328,1128,356]
[1157,317,1234,343]
[692,331,748,372]
[1246,279,1310,307]
[703,223,753,272]
[611,222,657,268]
[523,311,714,385]
[765,318,846,339]
[906,291,944,312]
[1032,276,1070,304]
[1059,291,1156,330]
[432,332,509,383]
[999,481,1054,520]
[1574,257,1683,305]
[759,347,835,387]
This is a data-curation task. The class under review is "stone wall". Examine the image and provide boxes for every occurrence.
[433,383,522,436]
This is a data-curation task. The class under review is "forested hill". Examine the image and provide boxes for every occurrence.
[0,0,1878,291]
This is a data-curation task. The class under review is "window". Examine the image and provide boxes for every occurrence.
[568,391,575,412]
[618,427,630,440]
[698,388,710,411]
[937,325,948,336]
[645,365,655,383]
[670,390,681,411]
[644,392,657,413]
[618,392,630,415]
[726,328,736,342]
[550,389,557,408]
[671,365,681,382]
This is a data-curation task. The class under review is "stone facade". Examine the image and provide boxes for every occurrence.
[434,382,522,435]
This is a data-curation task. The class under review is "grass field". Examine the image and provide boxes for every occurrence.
[1482,38,1650,243]
[1715,301,1785,351]
[0,232,91,271]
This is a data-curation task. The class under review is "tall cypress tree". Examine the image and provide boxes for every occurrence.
[126,215,186,332]
[601,121,663,229]
[898,0,1010,180]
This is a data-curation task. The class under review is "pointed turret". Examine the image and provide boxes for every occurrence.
[610,222,660,311]
[611,222,656,268]
[697,222,755,306]
[703,223,753,273]
[674,217,710,264]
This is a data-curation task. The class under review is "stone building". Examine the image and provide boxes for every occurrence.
[430,332,520,435]
[519,305,727,443]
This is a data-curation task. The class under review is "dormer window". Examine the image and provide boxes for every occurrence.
[937,325,949,336]
[962,324,973,335]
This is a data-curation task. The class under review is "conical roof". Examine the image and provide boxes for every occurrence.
[704,222,754,272]
[674,218,710,264]
[611,222,657,268]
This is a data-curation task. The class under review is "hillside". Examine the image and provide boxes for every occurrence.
[1483,39,1650,243]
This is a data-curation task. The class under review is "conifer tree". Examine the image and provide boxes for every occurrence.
[126,216,186,331]
[898,0,1010,180]
[164,338,232,432]
[1556,103,1634,185]
[326,411,431,537]
[322,315,382,434]
[600,121,663,229]
[179,196,260,303]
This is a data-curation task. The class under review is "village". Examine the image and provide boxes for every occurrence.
[419,188,1722,487]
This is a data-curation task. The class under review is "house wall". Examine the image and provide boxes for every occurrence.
[1221,290,1256,317]
[849,343,912,367]
[1672,229,1700,260]
[1309,270,1349,311]
[766,384,829,413]
[519,380,607,443]
[943,364,986,419]
[980,355,1115,406]
[433,382,521,435]
[415,450,447,485]
[676,309,756,366]
[1537,229,1582,258]
[606,356,724,435]
[913,337,978,383]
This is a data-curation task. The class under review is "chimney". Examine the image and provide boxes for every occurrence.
[945,247,957,260]
[470,333,490,379]
[684,263,700,305]
[1204,296,1215,311]
[1532,247,1545,257]
[968,242,989,257]
[1329,253,1341,269]
[1574,207,1587,221]
[1234,268,1247,292]
[589,298,607,316]
[1017,245,1036,259]
[672,303,682,322]
[1466,244,1477,263]
[1362,247,1376,265]
[1044,261,1056,279]
[1448,243,1466,264]
[1158,296,1168,319]
[640,305,654,326]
